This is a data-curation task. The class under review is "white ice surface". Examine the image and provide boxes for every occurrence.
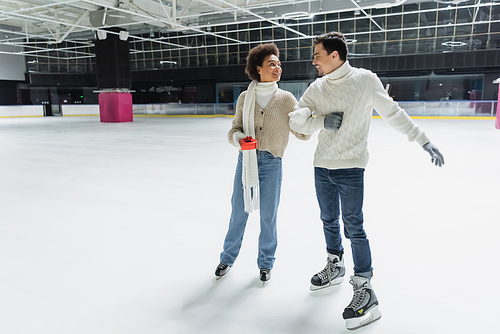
[0,115,499,334]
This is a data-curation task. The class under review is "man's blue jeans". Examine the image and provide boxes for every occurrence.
[314,167,373,276]
[220,150,282,270]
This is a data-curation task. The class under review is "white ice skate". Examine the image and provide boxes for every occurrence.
[260,268,271,285]
[215,263,231,280]
[310,253,345,291]
[342,276,381,330]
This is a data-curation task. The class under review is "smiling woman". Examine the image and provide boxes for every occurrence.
[214,43,310,283]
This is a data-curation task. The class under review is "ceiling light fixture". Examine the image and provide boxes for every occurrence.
[282,12,314,20]
[441,41,466,47]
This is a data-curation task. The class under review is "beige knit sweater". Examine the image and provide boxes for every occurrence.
[228,89,310,158]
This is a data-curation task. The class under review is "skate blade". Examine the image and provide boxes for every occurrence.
[346,307,382,331]
[215,275,225,281]
[310,277,344,291]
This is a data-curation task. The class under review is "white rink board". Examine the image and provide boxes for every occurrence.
[62,104,100,116]
[0,105,44,117]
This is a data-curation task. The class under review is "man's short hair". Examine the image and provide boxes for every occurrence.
[313,32,348,61]
[245,43,280,81]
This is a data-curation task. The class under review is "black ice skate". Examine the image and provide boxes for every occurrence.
[342,276,382,331]
[215,262,231,280]
[310,252,345,291]
[259,268,271,284]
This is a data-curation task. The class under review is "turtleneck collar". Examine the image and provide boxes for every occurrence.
[255,81,278,95]
[325,60,351,81]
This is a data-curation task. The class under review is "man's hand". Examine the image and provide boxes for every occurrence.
[324,112,344,131]
[422,142,445,167]
[289,107,312,123]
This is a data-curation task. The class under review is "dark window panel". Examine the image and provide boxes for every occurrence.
[326,22,339,34]
[286,29,299,39]
[418,38,435,53]
[403,28,418,40]
[287,48,298,61]
[218,54,227,65]
[274,40,285,49]
[189,56,198,66]
[401,40,417,54]
[477,6,491,22]
[274,27,285,40]
[313,23,325,35]
[356,19,370,32]
[403,3,419,12]
[300,47,312,60]
[340,12,355,19]
[313,14,325,22]
[385,41,401,55]
[228,54,238,65]
[473,22,489,34]
[370,42,385,55]
[356,33,370,44]
[207,55,216,66]
[386,15,401,30]
[250,29,260,42]
[420,12,436,27]
[420,2,437,10]
[262,28,272,41]
[354,43,369,55]
[456,8,473,23]
[371,31,385,42]
[340,19,354,33]
[371,8,386,16]
[388,5,403,14]
[325,13,337,20]
[299,24,311,35]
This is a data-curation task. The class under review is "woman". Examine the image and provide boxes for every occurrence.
[215,43,309,282]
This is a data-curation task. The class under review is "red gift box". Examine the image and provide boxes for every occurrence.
[240,136,258,150]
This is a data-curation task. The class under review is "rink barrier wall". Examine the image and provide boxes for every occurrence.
[0,105,44,118]
[0,101,497,119]
[62,104,100,116]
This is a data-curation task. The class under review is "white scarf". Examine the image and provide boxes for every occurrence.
[241,80,278,213]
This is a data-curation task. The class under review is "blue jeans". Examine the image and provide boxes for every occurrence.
[314,167,373,276]
[220,150,282,270]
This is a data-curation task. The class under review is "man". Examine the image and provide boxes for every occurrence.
[289,32,444,331]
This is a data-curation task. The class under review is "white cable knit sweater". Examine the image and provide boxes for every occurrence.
[290,61,430,170]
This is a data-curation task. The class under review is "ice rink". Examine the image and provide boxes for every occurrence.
[0,115,498,334]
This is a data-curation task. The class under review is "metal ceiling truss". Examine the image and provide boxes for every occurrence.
[0,0,498,61]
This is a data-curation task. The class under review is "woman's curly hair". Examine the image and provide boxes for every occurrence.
[245,43,279,82]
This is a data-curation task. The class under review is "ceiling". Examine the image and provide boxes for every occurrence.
[0,0,475,60]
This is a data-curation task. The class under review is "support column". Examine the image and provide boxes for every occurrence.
[94,28,133,123]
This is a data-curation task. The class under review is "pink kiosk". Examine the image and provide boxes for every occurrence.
[495,78,500,129]
[96,89,134,123]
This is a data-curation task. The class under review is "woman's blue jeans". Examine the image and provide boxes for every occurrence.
[220,150,282,270]
[314,167,373,276]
